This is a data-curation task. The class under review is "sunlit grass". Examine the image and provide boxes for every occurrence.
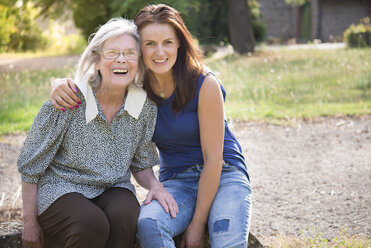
[206,47,371,121]
[0,68,75,134]
[1,47,370,134]
[265,235,370,248]
[261,226,371,248]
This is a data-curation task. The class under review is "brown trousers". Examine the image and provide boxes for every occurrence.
[38,187,140,248]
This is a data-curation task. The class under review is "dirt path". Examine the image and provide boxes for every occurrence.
[0,55,79,73]
[1,116,370,242]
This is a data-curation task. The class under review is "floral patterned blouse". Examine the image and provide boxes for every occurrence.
[17,86,159,215]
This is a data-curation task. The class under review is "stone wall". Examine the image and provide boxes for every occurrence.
[259,0,296,41]
[259,0,371,42]
[315,0,371,41]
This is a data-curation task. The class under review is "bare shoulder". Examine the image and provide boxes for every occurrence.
[199,73,222,100]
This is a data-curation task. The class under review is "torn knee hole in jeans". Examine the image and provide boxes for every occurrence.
[213,219,230,233]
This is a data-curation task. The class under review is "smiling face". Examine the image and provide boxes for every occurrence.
[140,23,180,77]
[95,34,139,90]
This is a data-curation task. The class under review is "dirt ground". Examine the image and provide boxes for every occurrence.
[0,55,370,244]
[1,116,370,242]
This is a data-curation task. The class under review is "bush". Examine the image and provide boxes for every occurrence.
[0,2,48,52]
[344,17,371,48]
[43,20,86,55]
[249,0,266,42]
[0,5,16,52]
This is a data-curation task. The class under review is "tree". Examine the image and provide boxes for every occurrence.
[228,0,256,54]
[33,0,262,54]
[0,1,47,52]
[33,0,200,39]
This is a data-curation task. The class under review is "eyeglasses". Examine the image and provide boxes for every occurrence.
[98,49,139,61]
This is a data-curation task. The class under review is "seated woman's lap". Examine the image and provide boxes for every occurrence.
[39,188,139,248]
[137,166,251,248]
[137,171,199,247]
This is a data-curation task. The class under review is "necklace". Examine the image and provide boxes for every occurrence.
[159,84,168,98]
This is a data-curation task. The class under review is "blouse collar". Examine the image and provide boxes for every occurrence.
[75,79,147,123]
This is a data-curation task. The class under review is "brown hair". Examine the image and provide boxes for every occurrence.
[134,4,204,111]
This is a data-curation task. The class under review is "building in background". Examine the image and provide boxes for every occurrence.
[259,0,371,43]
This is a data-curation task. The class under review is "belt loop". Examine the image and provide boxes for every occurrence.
[196,164,203,172]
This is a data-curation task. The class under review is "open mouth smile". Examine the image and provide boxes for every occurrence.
[153,58,168,63]
[112,69,128,75]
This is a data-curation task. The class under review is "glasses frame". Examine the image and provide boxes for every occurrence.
[97,49,139,61]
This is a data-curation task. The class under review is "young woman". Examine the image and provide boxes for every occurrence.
[50,4,251,248]
[18,18,176,248]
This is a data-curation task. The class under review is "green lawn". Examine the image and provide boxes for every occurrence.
[206,47,371,122]
[0,68,75,134]
[1,47,370,134]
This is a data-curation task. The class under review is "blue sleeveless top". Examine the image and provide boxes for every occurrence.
[153,73,249,182]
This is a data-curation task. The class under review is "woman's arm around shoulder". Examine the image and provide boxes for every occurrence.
[50,78,81,111]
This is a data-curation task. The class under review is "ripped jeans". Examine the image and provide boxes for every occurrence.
[137,163,252,248]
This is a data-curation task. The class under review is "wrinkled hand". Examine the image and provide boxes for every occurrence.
[180,221,205,248]
[144,184,178,218]
[50,78,81,111]
[22,219,44,248]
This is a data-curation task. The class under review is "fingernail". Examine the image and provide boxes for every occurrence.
[70,107,74,110]
[74,88,78,93]
[61,108,66,112]
[75,105,79,109]
[77,101,82,104]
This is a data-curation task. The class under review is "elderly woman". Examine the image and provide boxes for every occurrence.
[17,18,176,248]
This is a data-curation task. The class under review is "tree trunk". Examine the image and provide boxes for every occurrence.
[228,0,256,54]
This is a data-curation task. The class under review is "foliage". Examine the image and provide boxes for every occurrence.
[0,2,48,52]
[285,0,309,6]
[183,0,265,45]
[32,0,265,44]
[248,0,266,43]
[344,17,371,48]
[181,0,229,45]
[38,17,85,54]
[0,5,16,52]
[33,0,200,39]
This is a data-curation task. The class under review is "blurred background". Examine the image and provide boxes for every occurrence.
[1,0,370,134]
[0,0,370,55]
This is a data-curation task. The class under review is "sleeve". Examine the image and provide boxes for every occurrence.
[17,101,72,183]
[130,99,160,172]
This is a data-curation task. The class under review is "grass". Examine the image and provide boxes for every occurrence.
[261,226,371,248]
[264,235,370,248]
[0,68,75,134]
[1,47,371,134]
[206,47,371,122]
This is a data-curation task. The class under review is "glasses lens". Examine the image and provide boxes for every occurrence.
[101,49,138,60]
[102,50,118,59]
[124,50,138,60]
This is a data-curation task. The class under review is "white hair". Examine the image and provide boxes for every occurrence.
[75,17,145,88]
